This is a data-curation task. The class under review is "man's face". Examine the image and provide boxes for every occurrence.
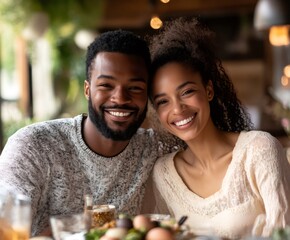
[85,52,148,141]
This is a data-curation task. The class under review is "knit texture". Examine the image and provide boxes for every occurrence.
[152,131,290,239]
[0,114,181,236]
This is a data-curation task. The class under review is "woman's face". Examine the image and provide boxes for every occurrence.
[151,62,214,142]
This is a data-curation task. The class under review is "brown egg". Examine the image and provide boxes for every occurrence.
[99,235,118,240]
[146,227,174,240]
[105,228,128,239]
[133,215,154,231]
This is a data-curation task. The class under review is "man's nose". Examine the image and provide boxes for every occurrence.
[110,87,131,104]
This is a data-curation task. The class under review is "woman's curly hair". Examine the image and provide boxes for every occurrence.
[149,17,253,132]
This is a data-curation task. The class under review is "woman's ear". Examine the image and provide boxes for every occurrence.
[206,80,214,101]
[84,80,90,100]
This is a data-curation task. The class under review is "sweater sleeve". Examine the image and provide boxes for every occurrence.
[0,127,49,231]
[246,132,290,236]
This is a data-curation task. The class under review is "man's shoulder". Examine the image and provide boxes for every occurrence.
[134,127,170,140]
[9,115,82,141]
[133,128,185,154]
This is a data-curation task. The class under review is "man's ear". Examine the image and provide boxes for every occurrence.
[206,80,214,101]
[84,80,90,100]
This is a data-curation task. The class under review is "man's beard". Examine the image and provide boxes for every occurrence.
[88,97,147,141]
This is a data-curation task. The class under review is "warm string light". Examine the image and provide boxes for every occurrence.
[150,0,168,29]
[281,75,289,87]
[284,65,290,78]
[281,65,290,87]
[150,16,163,29]
[269,25,290,46]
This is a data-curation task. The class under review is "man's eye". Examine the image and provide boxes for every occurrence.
[97,84,112,89]
[129,86,145,92]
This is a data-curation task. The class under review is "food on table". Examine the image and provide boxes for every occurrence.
[271,226,290,240]
[115,215,133,229]
[85,214,189,240]
[133,215,154,231]
[146,227,174,240]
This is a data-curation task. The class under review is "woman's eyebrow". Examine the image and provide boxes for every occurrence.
[153,93,166,101]
[176,81,195,91]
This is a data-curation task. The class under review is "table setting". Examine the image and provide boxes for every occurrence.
[2,190,290,240]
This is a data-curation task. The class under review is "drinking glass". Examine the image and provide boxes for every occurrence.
[91,204,116,228]
[50,212,90,240]
[0,190,31,240]
[84,194,116,228]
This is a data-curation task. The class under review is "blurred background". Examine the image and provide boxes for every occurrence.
[0,0,289,151]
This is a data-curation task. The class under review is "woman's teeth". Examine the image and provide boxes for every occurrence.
[175,116,194,126]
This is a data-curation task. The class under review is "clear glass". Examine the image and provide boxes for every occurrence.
[50,213,90,240]
[84,194,93,211]
[0,190,31,240]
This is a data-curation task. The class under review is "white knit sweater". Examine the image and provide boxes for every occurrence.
[151,131,290,239]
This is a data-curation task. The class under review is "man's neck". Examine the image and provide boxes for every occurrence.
[82,116,130,157]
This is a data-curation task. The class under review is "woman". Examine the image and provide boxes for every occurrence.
[147,17,290,239]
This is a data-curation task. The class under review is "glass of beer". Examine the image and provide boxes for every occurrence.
[91,204,116,228]
[0,190,31,240]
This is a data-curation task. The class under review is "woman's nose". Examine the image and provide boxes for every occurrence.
[110,87,131,104]
[172,100,184,114]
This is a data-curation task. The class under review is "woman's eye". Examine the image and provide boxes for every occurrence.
[182,89,194,96]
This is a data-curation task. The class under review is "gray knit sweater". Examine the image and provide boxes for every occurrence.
[0,114,181,236]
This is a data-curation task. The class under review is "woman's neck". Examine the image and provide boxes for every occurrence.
[182,128,238,168]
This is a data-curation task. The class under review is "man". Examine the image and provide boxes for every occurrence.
[0,30,182,236]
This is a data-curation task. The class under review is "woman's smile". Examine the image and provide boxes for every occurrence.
[173,114,196,127]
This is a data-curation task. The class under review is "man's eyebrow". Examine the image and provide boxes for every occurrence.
[130,77,147,83]
[97,74,114,80]
[97,75,146,83]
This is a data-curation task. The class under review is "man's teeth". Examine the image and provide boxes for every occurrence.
[175,116,194,126]
[109,111,130,117]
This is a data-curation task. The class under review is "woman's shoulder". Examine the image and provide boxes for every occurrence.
[237,130,286,165]
[240,130,273,138]
[153,151,179,172]
[238,130,280,148]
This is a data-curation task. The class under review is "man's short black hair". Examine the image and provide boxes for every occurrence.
[86,29,151,81]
